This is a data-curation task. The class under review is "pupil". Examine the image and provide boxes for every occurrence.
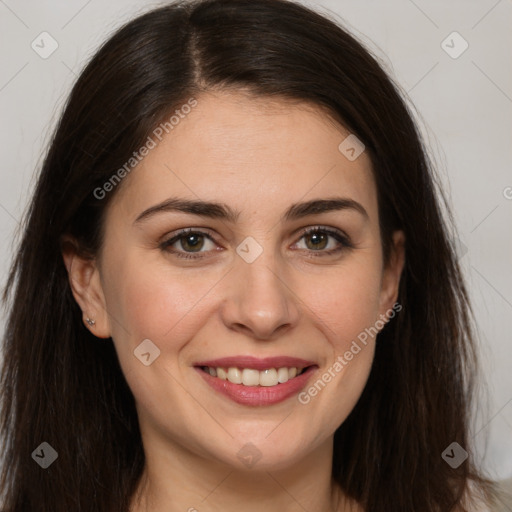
[184,235,203,251]
[309,232,326,249]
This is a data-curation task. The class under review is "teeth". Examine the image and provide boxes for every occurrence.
[204,366,306,386]
[277,367,289,383]
[227,367,242,384]
[242,368,260,386]
[259,368,278,387]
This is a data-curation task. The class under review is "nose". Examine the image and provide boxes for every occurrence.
[219,249,301,341]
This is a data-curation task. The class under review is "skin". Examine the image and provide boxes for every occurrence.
[63,89,405,512]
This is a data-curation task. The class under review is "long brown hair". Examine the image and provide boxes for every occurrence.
[0,0,500,510]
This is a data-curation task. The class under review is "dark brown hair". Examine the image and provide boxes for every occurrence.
[0,0,500,510]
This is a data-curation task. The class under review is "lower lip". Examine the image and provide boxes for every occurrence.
[195,366,318,406]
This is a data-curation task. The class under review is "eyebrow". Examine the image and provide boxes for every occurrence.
[133,196,369,224]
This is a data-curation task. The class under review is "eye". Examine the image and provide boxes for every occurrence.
[160,226,353,260]
[159,228,219,260]
[293,226,352,257]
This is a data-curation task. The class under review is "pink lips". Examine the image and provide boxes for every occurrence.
[194,355,318,406]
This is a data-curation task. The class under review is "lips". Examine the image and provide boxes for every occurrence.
[193,355,318,406]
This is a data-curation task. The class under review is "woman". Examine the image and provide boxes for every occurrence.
[0,0,501,510]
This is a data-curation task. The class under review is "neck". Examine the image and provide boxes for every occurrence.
[129,434,355,512]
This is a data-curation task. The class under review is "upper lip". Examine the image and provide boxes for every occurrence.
[194,356,317,371]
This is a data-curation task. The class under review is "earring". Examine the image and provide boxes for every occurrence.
[86,317,96,326]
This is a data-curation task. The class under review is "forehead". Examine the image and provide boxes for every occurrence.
[109,90,377,224]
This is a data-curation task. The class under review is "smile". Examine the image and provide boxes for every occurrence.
[193,356,318,406]
[199,366,307,387]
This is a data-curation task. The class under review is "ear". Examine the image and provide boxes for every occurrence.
[378,230,405,319]
[61,236,111,339]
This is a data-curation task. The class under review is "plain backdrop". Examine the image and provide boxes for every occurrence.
[0,0,511,481]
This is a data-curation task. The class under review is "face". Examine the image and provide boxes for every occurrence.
[65,90,405,473]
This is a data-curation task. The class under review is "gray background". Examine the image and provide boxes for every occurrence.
[0,0,511,481]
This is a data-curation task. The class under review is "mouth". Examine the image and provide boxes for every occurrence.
[197,365,309,387]
[193,356,318,406]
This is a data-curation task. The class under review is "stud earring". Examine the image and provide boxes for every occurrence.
[86,317,96,326]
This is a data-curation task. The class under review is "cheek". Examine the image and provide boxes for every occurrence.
[102,251,224,350]
[295,267,381,433]
[305,258,383,349]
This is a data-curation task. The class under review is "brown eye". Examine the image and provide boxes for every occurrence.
[304,231,329,250]
[160,229,218,259]
[177,233,205,252]
[294,227,352,257]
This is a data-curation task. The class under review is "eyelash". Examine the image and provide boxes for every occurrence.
[159,226,353,260]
